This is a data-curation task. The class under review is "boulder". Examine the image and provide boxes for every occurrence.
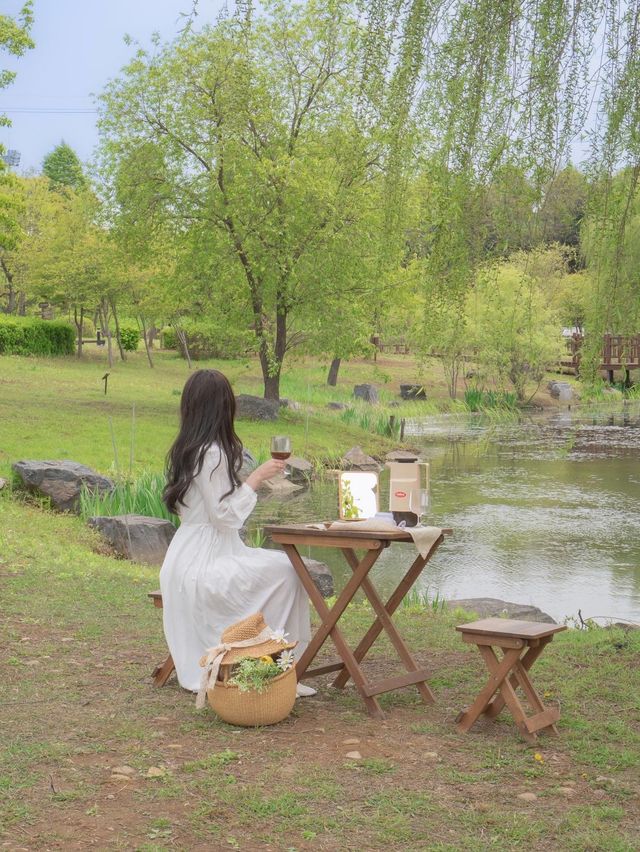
[285,456,313,484]
[385,450,419,463]
[400,384,427,400]
[280,398,302,411]
[0,477,7,491]
[341,446,381,472]
[88,514,177,565]
[259,478,305,497]
[327,402,348,410]
[353,384,379,404]
[238,448,258,482]
[12,460,113,513]
[547,381,573,402]
[446,597,556,624]
[235,394,280,421]
[301,557,334,598]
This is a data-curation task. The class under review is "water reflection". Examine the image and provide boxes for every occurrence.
[251,403,640,623]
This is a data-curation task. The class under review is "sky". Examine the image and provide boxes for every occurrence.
[1,0,225,173]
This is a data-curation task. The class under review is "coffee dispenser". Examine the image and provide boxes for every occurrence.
[387,455,430,527]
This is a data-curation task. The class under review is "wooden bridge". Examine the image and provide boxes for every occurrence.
[561,334,640,381]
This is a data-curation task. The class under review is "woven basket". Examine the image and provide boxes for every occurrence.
[207,666,296,727]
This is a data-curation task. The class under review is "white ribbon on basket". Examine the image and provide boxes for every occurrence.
[196,626,273,709]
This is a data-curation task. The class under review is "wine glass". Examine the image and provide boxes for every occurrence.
[270,435,292,477]
[416,488,430,526]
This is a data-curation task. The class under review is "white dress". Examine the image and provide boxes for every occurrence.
[159,444,311,691]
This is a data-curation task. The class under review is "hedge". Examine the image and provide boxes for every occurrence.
[0,316,75,356]
[161,321,253,360]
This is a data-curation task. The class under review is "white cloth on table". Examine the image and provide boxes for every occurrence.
[327,520,442,558]
[159,444,310,692]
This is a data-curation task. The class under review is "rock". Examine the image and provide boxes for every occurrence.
[342,446,381,472]
[595,776,615,785]
[547,381,573,401]
[280,398,302,411]
[423,752,439,760]
[12,460,113,513]
[517,792,537,802]
[285,456,313,484]
[343,738,360,745]
[259,478,304,497]
[235,394,280,421]
[327,402,348,410]
[353,384,379,404]
[385,450,419,463]
[0,477,7,490]
[400,384,427,400]
[345,751,362,760]
[145,766,167,778]
[446,598,556,624]
[302,558,334,598]
[111,766,135,776]
[88,515,177,566]
[110,774,132,782]
[557,787,575,797]
[238,449,258,481]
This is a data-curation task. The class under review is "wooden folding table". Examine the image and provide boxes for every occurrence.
[264,523,452,719]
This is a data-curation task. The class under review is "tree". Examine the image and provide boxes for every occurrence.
[42,142,86,191]
[467,254,566,402]
[98,1,385,399]
[0,2,34,254]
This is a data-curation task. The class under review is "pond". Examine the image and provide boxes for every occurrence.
[250,403,640,624]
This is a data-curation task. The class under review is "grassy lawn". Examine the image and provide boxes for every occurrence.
[0,349,450,480]
[1,493,639,850]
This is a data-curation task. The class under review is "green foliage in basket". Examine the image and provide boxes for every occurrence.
[228,652,294,694]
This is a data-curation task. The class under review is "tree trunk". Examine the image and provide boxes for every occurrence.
[17,292,26,315]
[139,315,154,368]
[175,326,192,369]
[1,258,15,313]
[99,300,114,369]
[110,298,126,362]
[327,357,341,386]
[74,306,84,358]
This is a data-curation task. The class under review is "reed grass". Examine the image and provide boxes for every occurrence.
[338,405,401,439]
[79,470,178,525]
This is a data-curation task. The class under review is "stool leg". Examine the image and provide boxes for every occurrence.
[477,646,537,744]
[456,646,522,733]
[152,654,175,687]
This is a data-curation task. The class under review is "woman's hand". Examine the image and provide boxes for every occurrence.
[245,458,286,491]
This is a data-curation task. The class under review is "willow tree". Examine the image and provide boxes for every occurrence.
[97,0,385,400]
[350,0,640,384]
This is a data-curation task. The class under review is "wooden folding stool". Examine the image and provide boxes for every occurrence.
[455,618,566,744]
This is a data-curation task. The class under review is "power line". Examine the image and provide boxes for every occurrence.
[2,107,97,114]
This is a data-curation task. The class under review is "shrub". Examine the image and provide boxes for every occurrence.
[119,326,140,352]
[0,316,75,356]
[161,320,253,359]
[160,326,177,350]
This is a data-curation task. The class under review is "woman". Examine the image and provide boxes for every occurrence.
[160,369,312,695]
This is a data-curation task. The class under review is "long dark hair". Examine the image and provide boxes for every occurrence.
[163,369,243,514]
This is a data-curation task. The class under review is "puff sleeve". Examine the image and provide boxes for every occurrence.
[196,445,257,529]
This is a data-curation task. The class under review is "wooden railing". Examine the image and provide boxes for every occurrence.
[563,334,640,373]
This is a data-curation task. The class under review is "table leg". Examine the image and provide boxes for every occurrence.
[283,542,386,718]
[333,535,444,690]
[338,548,435,704]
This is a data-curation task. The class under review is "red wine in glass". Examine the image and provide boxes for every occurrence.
[270,436,292,472]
